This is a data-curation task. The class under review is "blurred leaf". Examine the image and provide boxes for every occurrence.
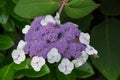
[0,53,4,64]
[56,69,76,80]
[0,35,14,50]
[0,8,9,24]
[2,19,15,32]
[14,0,60,19]
[91,18,120,80]
[0,0,6,8]
[75,62,94,78]
[12,60,29,70]
[100,0,120,16]
[20,64,50,78]
[64,0,99,19]
[0,64,15,80]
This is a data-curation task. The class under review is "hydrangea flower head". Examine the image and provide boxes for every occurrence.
[12,13,98,75]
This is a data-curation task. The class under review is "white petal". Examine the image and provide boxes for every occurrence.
[14,58,21,64]
[55,13,60,19]
[38,57,45,66]
[67,62,74,71]
[45,15,56,24]
[81,51,89,64]
[47,48,61,63]
[85,45,98,55]
[58,58,74,75]
[12,49,18,59]
[79,32,90,45]
[22,25,31,34]
[32,56,40,63]
[31,56,45,72]
[58,62,66,72]
[41,19,48,26]
[17,40,26,50]
[33,65,42,72]
[55,53,61,62]
[72,59,83,68]
[61,58,70,65]
[54,13,61,25]
[18,52,26,62]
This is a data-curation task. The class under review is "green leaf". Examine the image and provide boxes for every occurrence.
[20,64,50,78]
[14,0,60,19]
[91,18,120,80]
[12,58,31,70]
[0,8,9,24]
[75,62,94,78]
[100,0,120,16]
[0,35,14,50]
[0,64,15,80]
[0,0,15,24]
[12,61,29,70]
[2,19,15,32]
[64,0,99,19]
[0,0,6,8]
[56,69,76,80]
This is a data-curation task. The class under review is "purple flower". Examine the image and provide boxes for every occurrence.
[24,16,86,59]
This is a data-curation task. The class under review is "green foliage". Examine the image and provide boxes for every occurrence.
[19,64,50,78]
[56,69,76,80]
[0,35,14,50]
[64,0,100,19]
[75,62,94,78]
[91,18,120,80]
[0,0,6,8]
[14,0,60,19]
[0,64,15,80]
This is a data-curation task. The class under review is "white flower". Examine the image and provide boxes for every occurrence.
[12,49,26,64]
[85,45,98,55]
[72,51,88,68]
[22,25,31,34]
[31,56,45,72]
[47,48,61,63]
[79,32,90,45]
[41,15,56,26]
[54,12,61,25]
[58,58,74,75]
[72,58,83,68]
[17,40,26,50]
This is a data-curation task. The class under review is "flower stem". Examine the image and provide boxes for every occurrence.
[58,0,68,15]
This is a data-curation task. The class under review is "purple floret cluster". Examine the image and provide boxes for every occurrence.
[24,16,86,59]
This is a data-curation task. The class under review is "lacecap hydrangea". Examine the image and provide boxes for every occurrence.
[12,13,98,75]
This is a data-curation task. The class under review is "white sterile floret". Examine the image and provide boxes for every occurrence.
[79,32,90,45]
[40,19,48,26]
[41,15,56,26]
[47,48,61,63]
[85,45,98,55]
[54,12,61,25]
[31,56,45,72]
[72,58,83,68]
[58,58,74,75]
[72,51,88,68]
[12,49,26,64]
[80,51,89,64]
[22,25,31,34]
[45,15,56,24]
[17,40,26,50]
